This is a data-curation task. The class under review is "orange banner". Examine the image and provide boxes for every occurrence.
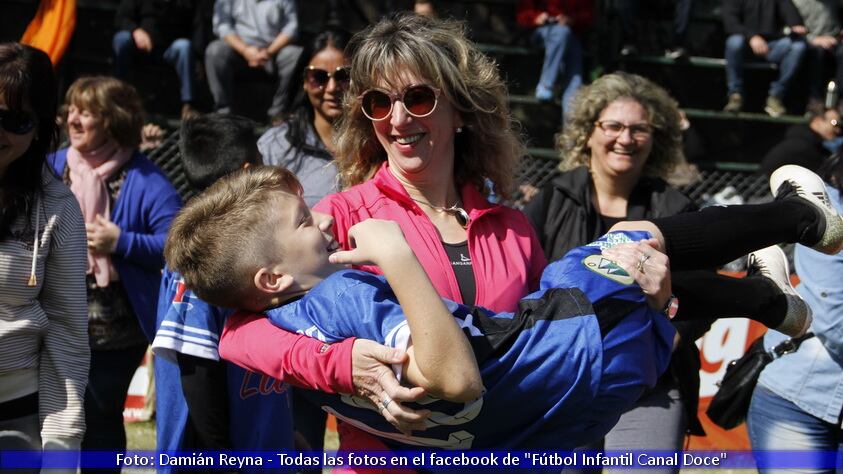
[20,0,77,65]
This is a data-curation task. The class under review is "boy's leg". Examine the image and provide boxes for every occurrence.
[672,245,811,337]
[613,165,843,271]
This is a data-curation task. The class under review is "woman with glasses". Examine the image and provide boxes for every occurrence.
[0,43,88,468]
[258,28,350,206]
[525,72,806,470]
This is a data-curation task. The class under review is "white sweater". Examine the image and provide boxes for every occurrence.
[0,171,89,448]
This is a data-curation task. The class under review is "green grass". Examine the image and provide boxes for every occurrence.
[126,420,156,450]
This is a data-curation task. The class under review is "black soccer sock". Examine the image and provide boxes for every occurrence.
[671,270,787,328]
[650,198,820,271]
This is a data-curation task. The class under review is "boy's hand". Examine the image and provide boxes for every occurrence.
[329,219,411,267]
[352,339,429,434]
[601,239,672,310]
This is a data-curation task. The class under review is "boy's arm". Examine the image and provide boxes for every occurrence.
[329,219,484,402]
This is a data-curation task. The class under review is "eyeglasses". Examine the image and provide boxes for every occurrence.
[358,84,440,121]
[304,66,351,90]
[594,120,654,140]
[0,109,37,135]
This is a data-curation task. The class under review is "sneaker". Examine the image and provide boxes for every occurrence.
[723,93,743,113]
[619,44,639,57]
[747,245,812,337]
[665,47,689,61]
[770,164,843,254]
[765,95,787,117]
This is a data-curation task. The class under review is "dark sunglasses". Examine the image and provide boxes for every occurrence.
[0,109,37,135]
[358,84,440,121]
[304,66,351,89]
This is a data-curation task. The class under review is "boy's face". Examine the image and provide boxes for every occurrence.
[268,192,341,292]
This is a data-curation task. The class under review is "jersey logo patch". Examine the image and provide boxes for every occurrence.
[582,255,634,285]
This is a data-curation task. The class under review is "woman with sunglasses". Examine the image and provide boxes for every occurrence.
[47,76,181,470]
[0,43,88,466]
[525,72,809,469]
[219,13,547,460]
[258,28,350,206]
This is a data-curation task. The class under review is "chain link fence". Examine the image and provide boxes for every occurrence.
[148,128,772,208]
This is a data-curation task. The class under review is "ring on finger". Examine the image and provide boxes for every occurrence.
[379,395,394,411]
[636,253,651,274]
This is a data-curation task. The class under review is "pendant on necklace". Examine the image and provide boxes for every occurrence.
[445,206,471,229]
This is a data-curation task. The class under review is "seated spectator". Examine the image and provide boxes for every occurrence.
[760,107,841,176]
[205,0,303,121]
[516,0,593,109]
[112,0,209,119]
[722,0,807,117]
[615,0,694,59]
[791,0,843,112]
[258,28,350,206]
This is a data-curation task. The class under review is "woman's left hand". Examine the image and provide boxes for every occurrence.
[86,214,121,254]
[601,239,672,311]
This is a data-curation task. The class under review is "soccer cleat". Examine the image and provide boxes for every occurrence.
[746,245,812,337]
[770,164,843,254]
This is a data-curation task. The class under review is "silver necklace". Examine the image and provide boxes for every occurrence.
[410,197,471,228]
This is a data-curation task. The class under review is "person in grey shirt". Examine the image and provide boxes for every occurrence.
[792,0,843,110]
[205,0,303,121]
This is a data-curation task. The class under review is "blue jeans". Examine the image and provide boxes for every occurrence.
[748,385,843,474]
[532,24,583,111]
[725,33,807,98]
[112,30,196,103]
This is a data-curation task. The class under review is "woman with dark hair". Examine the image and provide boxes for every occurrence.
[258,27,351,206]
[0,43,88,464]
[48,76,181,468]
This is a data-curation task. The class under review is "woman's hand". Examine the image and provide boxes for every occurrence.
[86,214,120,254]
[329,219,411,267]
[351,339,429,434]
[601,239,672,311]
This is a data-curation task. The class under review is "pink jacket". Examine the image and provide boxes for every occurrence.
[314,163,547,312]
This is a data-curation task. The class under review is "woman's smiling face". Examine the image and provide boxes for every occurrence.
[587,99,654,179]
[369,71,463,181]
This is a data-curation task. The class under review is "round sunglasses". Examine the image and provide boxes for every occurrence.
[0,109,37,135]
[304,66,351,90]
[358,84,440,121]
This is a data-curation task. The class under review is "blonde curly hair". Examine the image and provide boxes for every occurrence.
[557,72,687,180]
[334,14,525,199]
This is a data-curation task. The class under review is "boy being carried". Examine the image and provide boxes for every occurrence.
[165,164,840,450]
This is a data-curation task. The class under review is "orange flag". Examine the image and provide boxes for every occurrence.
[20,0,77,66]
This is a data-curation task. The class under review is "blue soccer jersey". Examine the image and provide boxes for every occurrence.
[152,269,294,473]
[266,231,675,450]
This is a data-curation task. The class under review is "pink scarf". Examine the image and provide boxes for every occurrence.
[66,140,133,287]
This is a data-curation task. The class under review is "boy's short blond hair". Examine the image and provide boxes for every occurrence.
[165,166,303,308]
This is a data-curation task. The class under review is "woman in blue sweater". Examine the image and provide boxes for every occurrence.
[49,76,181,469]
